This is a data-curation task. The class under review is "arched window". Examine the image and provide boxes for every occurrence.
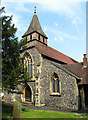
[23,53,33,78]
[51,73,60,94]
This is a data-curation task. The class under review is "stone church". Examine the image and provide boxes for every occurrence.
[5,10,88,111]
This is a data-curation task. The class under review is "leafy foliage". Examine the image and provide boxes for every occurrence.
[2,15,20,90]
[2,8,30,91]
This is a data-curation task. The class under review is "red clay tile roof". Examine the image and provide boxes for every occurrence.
[25,41,78,64]
[63,62,88,84]
[35,43,78,64]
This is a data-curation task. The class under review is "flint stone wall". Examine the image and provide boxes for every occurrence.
[40,57,79,110]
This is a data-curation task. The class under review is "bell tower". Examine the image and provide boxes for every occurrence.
[22,7,48,45]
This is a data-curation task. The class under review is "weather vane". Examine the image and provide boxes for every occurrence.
[34,6,36,13]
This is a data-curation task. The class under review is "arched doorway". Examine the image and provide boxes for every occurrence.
[25,85,32,102]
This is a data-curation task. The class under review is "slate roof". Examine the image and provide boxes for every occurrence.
[63,62,88,85]
[23,13,47,38]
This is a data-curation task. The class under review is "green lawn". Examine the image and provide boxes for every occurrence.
[21,108,88,118]
[2,103,13,119]
[2,103,88,119]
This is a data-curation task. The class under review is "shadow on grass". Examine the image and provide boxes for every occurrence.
[22,108,28,112]
[81,113,88,118]
[2,103,13,119]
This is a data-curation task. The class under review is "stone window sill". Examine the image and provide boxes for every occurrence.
[29,77,35,81]
[19,78,35,82]
[50,93,61,96]
[35,93,38,95]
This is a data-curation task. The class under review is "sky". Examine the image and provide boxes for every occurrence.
[1,0,88,62]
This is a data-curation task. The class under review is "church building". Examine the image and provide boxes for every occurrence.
[5,10,88,111]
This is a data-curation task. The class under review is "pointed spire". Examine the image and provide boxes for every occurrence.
[23,10,48,38]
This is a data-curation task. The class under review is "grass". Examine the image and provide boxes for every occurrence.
[21,109,88,118]
[2,103,13,120]
[2,103,88,119]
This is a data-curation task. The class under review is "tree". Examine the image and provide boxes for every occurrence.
[0,7,5,14]
[2,12,30,92]
[2,15,21,91]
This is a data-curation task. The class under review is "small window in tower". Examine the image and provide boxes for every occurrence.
[30,34,32,40]
[26,37,27,41]
[43,37,45,43]
[38,34,40,40]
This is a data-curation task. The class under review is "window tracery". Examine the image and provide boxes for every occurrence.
[51,73,61,95]
[23,53,33,78]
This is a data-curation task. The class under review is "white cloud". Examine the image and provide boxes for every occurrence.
[43,26,47,31]
[72,17,82,35]
[54,36,64,42]
[72,19,77,25]
[2,0,88,3]
[2,0,85,43]
[62,32,79,40]
[54,37,57,41]
[73,23,81,35]
[54,22,58,27]
[14,3,31,12]
[2,0,87,16]
[51,29,79,41]
[3,12,19,26]
[2,0,85,27]
[60,36,64,41]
